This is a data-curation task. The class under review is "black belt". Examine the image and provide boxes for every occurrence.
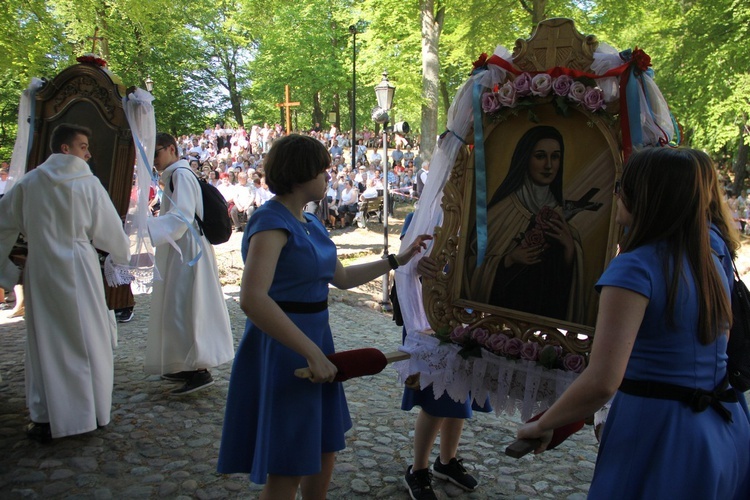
[276,300,328,314]
[619,377,738,422]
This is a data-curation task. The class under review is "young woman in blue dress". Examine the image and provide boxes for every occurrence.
[517,147,750,499]
[217,134,431,500]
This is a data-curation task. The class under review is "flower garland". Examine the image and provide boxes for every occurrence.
[472,46,653,120]
[436,324,587,373]
[76,53,108,68]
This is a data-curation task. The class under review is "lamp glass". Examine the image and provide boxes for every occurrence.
[145,76,154,92]
[374,72,395,111]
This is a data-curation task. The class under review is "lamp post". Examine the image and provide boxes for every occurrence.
[373,70,395,310]
[349,25,357,172]
[145,76,154,92]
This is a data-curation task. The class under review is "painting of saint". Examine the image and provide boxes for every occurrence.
[464,125,604,324]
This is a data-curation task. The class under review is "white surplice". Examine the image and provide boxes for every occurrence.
[145,161,234,374]
[0,154,131,438]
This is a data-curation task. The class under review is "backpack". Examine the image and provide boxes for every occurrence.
[169,167,232,245]
[728,260,750,392]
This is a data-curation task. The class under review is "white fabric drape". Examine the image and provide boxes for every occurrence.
[118,88,159,291]
[9,78,44,187]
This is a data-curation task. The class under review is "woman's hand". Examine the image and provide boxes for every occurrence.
[516,420,553,454]
[545,212,575,264]
[396,234,433,266]
[305,349,338,383]
[505,243,545,267]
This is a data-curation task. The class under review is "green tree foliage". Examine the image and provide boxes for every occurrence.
[1,0,748,184]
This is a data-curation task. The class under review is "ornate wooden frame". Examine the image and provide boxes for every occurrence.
[421,19,624,358]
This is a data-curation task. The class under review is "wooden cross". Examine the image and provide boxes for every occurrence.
[539,26,577,68]
[87,26,105,53]
[275,85,300,135]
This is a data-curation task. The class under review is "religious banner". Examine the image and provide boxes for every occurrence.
[393,18,676,418]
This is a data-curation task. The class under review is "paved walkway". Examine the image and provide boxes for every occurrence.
[0,224,600,499]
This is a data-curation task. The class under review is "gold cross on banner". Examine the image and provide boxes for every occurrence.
[87,26,104,53]
[275,85,301,135]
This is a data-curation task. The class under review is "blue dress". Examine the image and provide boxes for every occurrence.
[589,242,750,499]
[217,201,352,483]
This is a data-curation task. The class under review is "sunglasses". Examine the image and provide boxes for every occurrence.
[154,147,165,159]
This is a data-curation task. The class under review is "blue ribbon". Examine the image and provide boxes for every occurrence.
[625,71,643,148]
[472,81,488,268]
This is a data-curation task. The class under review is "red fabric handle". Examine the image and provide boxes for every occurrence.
[327,348,388,382]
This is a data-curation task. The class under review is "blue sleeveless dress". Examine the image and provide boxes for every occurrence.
[589,242,750,499]
[217,201,352,483]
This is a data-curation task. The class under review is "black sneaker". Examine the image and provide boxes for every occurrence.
[169,370,214,395]
[404,465,437,500]
[161,371,196,382]
[26,422,53,444]
[116,308,134,323]
[432,457,477,491]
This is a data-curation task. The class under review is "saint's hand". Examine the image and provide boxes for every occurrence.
[505,243,545,267]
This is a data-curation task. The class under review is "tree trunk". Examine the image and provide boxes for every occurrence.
[419,0,444,162]
[732,117,749,196]
[312,92,323,126]
[226,69,244,127]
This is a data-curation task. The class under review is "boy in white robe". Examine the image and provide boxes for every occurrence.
[0,124,131,442]
[146,133,234,395]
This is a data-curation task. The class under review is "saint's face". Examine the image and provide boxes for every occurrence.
[527,138,561,186]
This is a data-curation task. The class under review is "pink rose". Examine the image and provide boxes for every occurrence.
[450,325,470,344]
[481,92,502,114]
[552,75,574,96]
[504,337,524,358]
[583,87,606,112]
[471,327,491,346]
[563,353,586,373]
[497,81,517,107]
[521,227,546,248]
[567,81,587,103]
[535,206,557,232]
[530,73,553,97]
[514,73,533,97]
[485,333,510,354]
[520,342,541,361]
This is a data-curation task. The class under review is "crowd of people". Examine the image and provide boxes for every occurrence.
[158,123,429,233]
[2,121,749,500]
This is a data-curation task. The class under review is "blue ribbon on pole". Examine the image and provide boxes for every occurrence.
[472,81,489,268]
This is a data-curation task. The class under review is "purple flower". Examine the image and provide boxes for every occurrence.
[481,92,502,114]
[520,342,541,361]
[514,73,533,97]
[530,74,553,97]
[552,75,574,96]
[567,81,587,103]
[450,325,470,344]
[485,333,510,354]
[563,353,586,373]
[497,81,517,107]
[504,337,524,358]
[471,327,491,346]
[583,87,606,112]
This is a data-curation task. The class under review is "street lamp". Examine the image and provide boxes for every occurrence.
[145,76,154,92]
[328,110,337,124]
[373,70,395,310]
[349,24,357,172]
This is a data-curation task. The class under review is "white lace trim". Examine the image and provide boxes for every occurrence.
[393,332,579,420]
[103,254,134,287]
